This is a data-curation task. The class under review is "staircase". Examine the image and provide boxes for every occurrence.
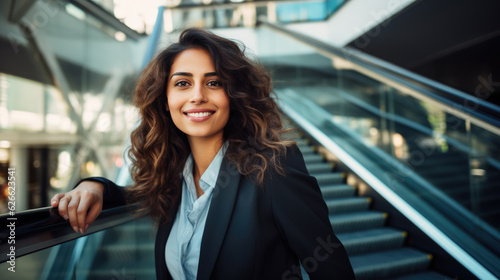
[295,137,454,280]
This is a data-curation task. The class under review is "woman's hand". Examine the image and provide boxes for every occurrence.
[51,181,104,234]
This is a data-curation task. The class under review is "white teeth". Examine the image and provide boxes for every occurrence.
[187,112,213,117]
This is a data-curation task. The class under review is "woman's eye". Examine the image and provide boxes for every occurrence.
[207,80,222,87]
[174,81,190,87]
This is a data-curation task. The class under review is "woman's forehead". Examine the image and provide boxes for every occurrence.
[170,48,216,73]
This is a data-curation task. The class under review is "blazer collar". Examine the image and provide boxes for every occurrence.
[197,157,241,280]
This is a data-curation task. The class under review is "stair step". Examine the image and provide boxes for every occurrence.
[87,267,155,280]
[305,162,335,174]
[302,153,324,164]
[387,270,455,280]
[350,248,432,280]
[337,228,406,256]
[315,172,346,185]
[102,224,156,244]
[298,145,316,155]
[295,138,309,146]
[320,184,356,199]
[331,211,387,233]
[325,197,371,214]
[96,243,155,263]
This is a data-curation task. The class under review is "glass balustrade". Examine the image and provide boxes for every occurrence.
[73,217,156,280]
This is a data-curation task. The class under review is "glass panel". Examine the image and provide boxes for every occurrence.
[276,2,327,23]
[74,217,156,280]
[326,0,346,16]
[469,123,500,232]
[0,217,155,279]
[0,239,77,279]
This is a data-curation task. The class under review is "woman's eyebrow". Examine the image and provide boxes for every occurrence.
[204,72,217,77]
[170,72,192,79]
[170,72,218,79]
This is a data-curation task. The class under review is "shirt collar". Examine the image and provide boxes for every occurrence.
[182,141,229,193]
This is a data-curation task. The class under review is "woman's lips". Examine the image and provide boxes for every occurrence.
[184,111,214,122]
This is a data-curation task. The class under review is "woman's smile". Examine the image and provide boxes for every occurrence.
[166,48,230,141]
[183,109,216,121]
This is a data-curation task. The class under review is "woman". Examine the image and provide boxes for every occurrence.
[51,28,355,280]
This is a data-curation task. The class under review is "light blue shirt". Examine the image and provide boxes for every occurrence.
[165,142,228,280]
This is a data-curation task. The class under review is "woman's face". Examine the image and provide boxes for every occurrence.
[167,48,230,142]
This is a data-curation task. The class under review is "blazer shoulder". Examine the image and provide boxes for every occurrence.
[265,144,311,181]
[283,144,309,171]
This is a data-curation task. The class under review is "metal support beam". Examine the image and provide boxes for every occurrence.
[22,23,85,134]
[8,0,37,23]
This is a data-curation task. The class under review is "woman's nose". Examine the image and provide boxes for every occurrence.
[190,85,208,104]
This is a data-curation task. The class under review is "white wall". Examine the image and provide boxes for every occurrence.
[326,0,416,46]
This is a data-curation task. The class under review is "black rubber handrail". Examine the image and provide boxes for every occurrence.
[257,18,500,129]
[0,204,136,263]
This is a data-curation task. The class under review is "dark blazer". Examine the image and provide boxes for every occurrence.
[93,145,355,280]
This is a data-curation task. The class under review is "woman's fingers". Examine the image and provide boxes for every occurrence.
[57,194,71,221]
[50,181,105,234]
[67,195,81,233]
[50,193,65,208]
[85,201,103,232]
[76,191,100,234]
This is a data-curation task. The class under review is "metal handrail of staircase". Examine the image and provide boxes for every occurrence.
[0,204,135,264]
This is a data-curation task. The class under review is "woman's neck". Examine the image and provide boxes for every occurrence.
[188,134,224,185]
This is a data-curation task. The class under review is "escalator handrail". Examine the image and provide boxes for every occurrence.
[257,18,500,131]
[0,204,136,263]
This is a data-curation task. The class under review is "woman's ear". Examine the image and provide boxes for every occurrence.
[166,103,170,112]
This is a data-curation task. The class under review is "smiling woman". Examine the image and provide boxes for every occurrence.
[167,48,230,145]
[50,28,355,280]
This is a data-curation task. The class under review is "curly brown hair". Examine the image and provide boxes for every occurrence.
[126,28,293,224]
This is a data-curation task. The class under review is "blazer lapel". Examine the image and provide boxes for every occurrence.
[155,194,181,280]
[197,158,241,280]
